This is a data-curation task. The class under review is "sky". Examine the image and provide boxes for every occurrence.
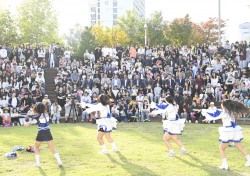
[1,0,250,42]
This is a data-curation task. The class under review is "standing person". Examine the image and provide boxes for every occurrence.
[150,96,188,157]
[27,103,62,167]
[202,100,250,170]
[81,94,118,154]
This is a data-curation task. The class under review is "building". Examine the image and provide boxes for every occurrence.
[239,22,250,41]
[88,0,145,27]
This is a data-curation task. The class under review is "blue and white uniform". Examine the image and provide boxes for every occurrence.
[82,102,117,132]
[29,113,53,142]
[202,109,243,143]
[151,102,185,135]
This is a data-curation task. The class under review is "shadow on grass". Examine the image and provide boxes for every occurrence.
[106,151,160,176]
[38,168,47,176]
[176,154,240,176]
[59,165,66,176]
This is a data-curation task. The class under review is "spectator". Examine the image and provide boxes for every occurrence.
[51,101,62,124]
[141,99,150,122]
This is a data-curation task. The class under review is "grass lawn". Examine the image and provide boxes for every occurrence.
[0,122,250,176]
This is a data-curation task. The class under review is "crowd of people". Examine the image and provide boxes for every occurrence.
[54,41,250,123]
[0,40,250,126]
[0,43,68,126]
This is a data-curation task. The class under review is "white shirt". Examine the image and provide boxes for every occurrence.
[38,50,45,58]
[11,97,18,108]
[0,49,7,58]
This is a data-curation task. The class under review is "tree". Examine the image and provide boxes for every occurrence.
[107,27,130,46]
[66,23,82,50]
[91,25,130,46]
[117,10,145,45]
[0,10,19,45]
[17,0,59,44]
[74,26,98,58]
[147,11,168,46]
[164,14,192,46]
[91,25,110,46]
[190,23,206,45]
[200,17,227,44]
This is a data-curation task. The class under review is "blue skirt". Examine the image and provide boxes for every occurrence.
[36,130,53,142]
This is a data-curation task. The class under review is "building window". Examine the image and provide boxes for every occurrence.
[98,2,100,7]
[113,20,117,26]
[113,14,117,19]
[91,7,95,13]
[105,0,109,5]
[98,14,100,20]
[91,14,96,19]
[113,8,117,13]
[113,0,117,7]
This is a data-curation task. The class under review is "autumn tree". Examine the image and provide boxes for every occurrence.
[17,0,60,44]
[91,25,130,46]
[91,25,110,46]
[164,15,192,46]
[200,17,227,44]
[190,23,206,45]
[0,10,19,45]
[107,27,130,46]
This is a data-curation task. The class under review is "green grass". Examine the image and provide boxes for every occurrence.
[1,122,250,176]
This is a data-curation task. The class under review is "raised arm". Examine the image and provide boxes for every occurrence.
[202,109,225,121]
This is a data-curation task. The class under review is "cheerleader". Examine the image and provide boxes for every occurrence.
[151,96,188,157]
[202,100,250,170]
[27,103,62,167]
[81,94,118,154]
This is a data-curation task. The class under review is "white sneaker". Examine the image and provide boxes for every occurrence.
[58,160,63,166]
[213,120,216,124]
[100,150,108,154]
[245,161,250,167]
[219,164,229,170]
[188,120,191,123]
[180,149,188,155]
[112,147,119,152]
[52,121,55,124]
[57,121,60,124]
[35,163,40,167]
[167,152,175,157]
[195,120,198,123]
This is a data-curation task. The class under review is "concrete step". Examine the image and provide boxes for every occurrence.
[237,118,250,125]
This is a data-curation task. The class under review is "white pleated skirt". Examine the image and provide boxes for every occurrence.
[163,119,185,135]
[96,117,117,133]
[219,125,243,143]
